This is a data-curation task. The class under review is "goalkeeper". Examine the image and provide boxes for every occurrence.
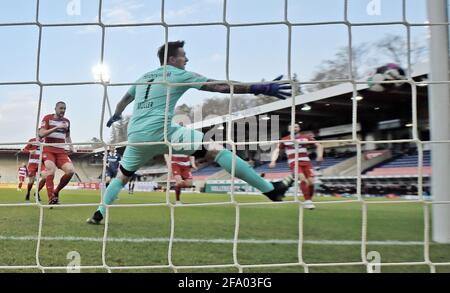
[87,40,294,224]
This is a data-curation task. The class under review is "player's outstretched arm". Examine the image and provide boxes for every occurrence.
[315,142,324,163]
[200,75,292,100]
[21,144,31,154]
[190,156,198,170]
[200,79,250,94]
[15,145,28,156]
[269,145,280,168]
[106,92,135,128]
[66,135,74,153]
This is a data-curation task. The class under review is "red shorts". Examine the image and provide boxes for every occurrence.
[172,164,192,180]
[27,163,46,177]
[289,161,314,179]
[18,176,25,182]
[42,151,72,169]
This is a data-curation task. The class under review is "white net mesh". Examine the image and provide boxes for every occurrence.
[0,0,449,273]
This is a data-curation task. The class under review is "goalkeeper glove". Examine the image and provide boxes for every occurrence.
[249,75,292,100]
[106,114,121,128]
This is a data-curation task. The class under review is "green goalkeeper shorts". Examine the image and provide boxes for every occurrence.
[120,125,204,173]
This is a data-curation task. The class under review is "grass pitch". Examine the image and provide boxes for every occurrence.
[0,188,449,273]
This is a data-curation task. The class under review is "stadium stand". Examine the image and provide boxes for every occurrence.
[192,164,223,180]
[189,148,432,197]
[250,156,351,179]
[189,154,353,182]
[72,159,103,182]
[318,175,431,197]
[0,152,22,183]
[314,150,432,197]
[0,149,102,185]
[366,150,431,176]
[138,164,168,179]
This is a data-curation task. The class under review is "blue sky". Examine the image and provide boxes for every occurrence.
[0,0,429,143]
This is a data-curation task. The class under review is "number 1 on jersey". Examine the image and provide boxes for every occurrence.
[144,79,154,100]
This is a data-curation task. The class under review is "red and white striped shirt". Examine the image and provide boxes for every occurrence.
[18,166,28,177]
[171,154,191,167]
[23,137,42,165]
[279,134,315,167]
[40,114,70,153]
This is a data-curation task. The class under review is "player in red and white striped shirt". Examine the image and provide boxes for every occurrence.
[269,123,323,209]
[39,101,76,205]
[165,153,197,205]
[17,163,28,191]
[21,137,47,201]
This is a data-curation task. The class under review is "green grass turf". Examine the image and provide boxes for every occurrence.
[0,188,449,273]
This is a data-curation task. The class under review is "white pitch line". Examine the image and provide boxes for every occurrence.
[0,235,427,245]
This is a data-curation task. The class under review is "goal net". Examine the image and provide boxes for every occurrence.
[0,0,449,273]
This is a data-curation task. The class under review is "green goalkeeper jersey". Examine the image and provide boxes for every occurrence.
[126,65,208,141]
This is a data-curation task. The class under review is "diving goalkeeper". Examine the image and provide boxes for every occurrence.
[87,40,294,224]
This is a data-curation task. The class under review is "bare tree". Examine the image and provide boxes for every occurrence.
[176,95,261,119]
[175,103,194,121]
[376,34,404,64]
[201,95,248,117]
[309,43,370,91]
[308,34,427,92]
[376,34,427,66]
[90,137,102,148]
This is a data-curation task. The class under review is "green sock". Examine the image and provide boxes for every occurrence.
[98,178,125,216]
[214,149,274,193]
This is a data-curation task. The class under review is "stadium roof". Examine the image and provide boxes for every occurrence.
[189,62,429,134]
[96,61,429,154]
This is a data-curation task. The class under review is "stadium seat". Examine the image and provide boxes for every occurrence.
[365,151,431,176]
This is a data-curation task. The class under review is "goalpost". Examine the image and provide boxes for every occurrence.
[0,0,449,273]
[427,0,450,244]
